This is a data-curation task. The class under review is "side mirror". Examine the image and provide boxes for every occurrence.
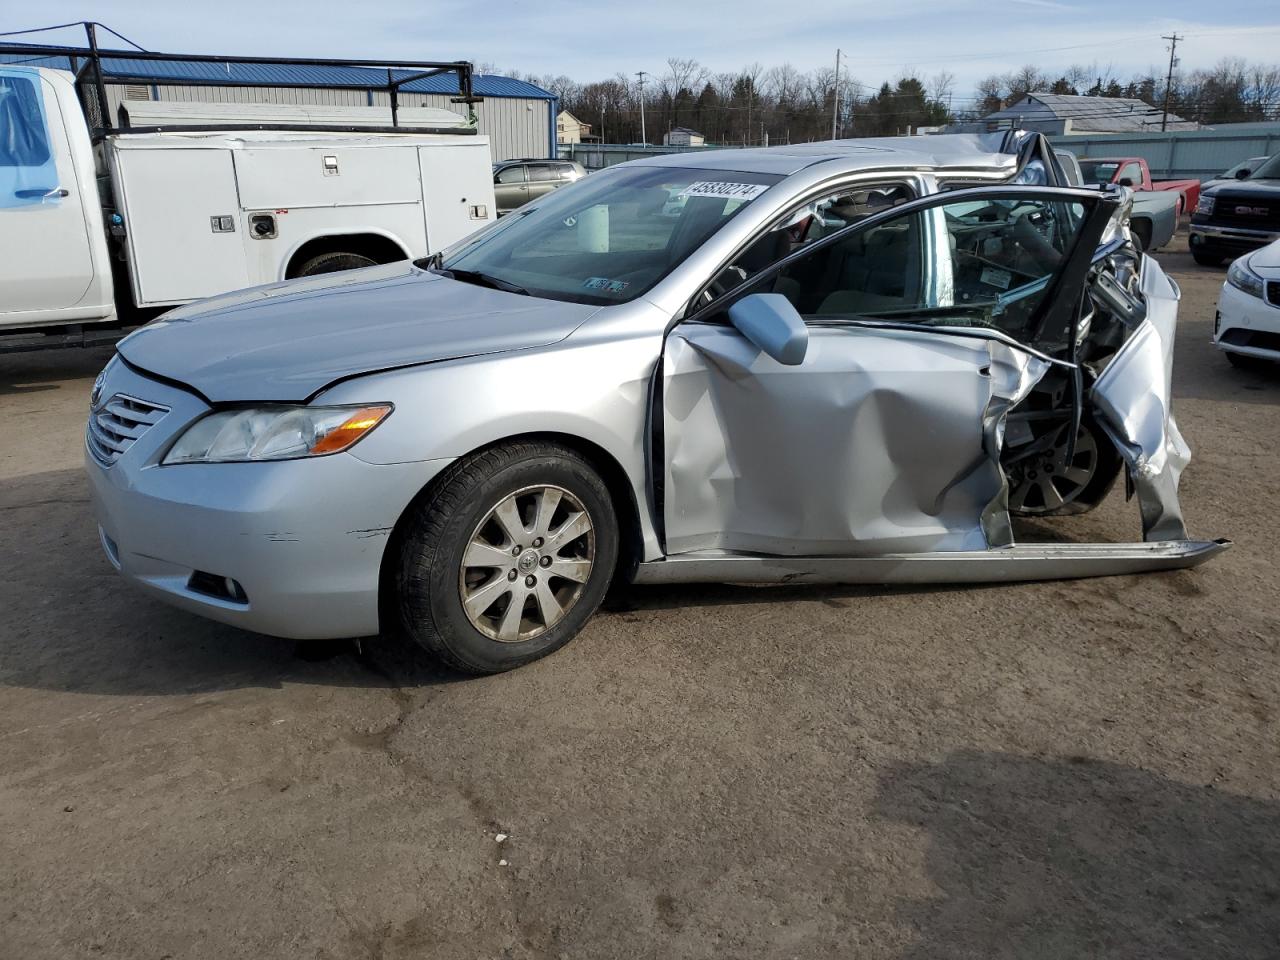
[1235,168,1252,180]
[1118,177,1134,188]
[727,293,809,365]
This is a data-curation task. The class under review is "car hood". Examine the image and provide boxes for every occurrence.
[1249,237,1280,270]
[1204,179,1280,199]
[117,262,600,403]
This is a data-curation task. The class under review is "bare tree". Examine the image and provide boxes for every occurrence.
[1247,63,1280,119]
[662,58,707,97]
[764,63,804,109]
[928,70,957,107]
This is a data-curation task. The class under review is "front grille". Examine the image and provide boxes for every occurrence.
[87,394,169,466]
[1267,281,1280,308]
[1206,194,1279,229]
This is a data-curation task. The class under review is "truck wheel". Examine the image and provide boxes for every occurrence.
[396,441,619,675]
[1131,225,1152,256]
[1192,248,1225,267]
[295,251,378,276]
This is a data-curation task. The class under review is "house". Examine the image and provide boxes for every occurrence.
[556,110,593,145]
[664,126,705,147]
[955,93,1199,136]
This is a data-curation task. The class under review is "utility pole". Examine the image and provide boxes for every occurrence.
[1160,33,1182,132]
[635,70,648,145]
[831,48,841,139]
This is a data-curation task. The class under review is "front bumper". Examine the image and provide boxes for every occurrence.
[1215,279,1280,361]
[85,360,450,639]
[1190,223,1280,256]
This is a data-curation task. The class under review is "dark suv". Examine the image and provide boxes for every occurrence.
[492,159,586,214]
[1190,153,1280,266]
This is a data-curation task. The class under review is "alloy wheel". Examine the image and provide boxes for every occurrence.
[1007,422,1099,514]
[458,484,595,642]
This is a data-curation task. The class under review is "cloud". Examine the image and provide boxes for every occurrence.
[14,0,1280,96]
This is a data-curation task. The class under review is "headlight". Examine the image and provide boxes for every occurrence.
[1226,256,1265,299]
[163,404,392,464]
[1195,194,1215,216]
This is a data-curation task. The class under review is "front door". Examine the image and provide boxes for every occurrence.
[661,186,1113,558]
[0,67,96,317]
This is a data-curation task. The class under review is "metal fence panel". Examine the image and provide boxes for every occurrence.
[1048,128,1280,180]
[558,142,724,170]
[561,130,1280,180]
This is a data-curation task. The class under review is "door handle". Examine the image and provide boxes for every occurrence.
[13,187,69,199]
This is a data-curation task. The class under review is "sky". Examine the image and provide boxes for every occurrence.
[6,1,1280,102]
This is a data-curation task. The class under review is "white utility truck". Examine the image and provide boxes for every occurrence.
[0,41,496,349]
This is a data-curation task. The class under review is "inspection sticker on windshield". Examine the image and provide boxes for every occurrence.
[583,277,629,293]
[979,267,1013,290]
[678,181,769,201]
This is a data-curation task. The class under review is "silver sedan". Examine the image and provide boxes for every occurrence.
[86,133,1226,673]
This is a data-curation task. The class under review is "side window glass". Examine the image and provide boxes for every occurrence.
[765,196,1087,342]
[769,210,926,318]
[529,164,559,183]
[495,166,525,184]
[0,72,58,209]
[1119,163,1142,188]
[711,183,913,295]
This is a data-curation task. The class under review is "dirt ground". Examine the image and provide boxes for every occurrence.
[2,237,1278,960]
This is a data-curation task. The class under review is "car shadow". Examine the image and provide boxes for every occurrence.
[874,749,1280,959]
[0,467,1194,697]
[0,345,114,397]
[0,467,462,697]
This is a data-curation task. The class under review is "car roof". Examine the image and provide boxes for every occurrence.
[624,133,1022,178]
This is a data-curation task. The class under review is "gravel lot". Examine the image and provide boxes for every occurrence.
[2,238,1278,959]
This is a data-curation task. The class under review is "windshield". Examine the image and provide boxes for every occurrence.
[441,165,782,305]
[1249,154,1280,180]
[1077,161,1119,186]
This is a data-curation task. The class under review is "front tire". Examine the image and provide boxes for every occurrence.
[1191,248,1225,267]
[1226,351,1273,371]
[397,442,619,674]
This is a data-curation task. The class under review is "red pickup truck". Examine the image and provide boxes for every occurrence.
[1078,157,1201,214]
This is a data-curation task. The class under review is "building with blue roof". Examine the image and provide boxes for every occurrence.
[0,41,558,160]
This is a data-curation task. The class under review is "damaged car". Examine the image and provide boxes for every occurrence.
[86,131,1227,674]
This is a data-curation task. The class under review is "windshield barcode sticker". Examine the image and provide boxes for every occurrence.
[678,181,770,201]
[583,277,629,293]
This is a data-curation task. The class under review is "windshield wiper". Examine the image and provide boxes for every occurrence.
[437,268,529,296]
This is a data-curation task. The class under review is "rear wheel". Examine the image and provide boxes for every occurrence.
[397,442,618,674]
[296,250,379,276]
